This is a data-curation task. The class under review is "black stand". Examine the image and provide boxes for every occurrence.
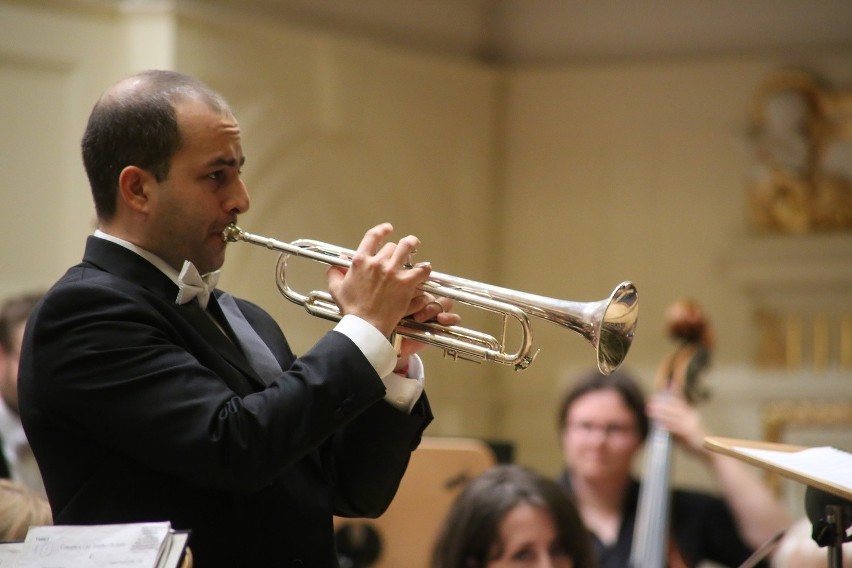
[805,486,852,568]
[335,522,382,568]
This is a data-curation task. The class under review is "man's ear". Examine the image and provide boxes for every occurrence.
[117,165,156,213]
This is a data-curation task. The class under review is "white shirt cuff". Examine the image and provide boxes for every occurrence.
[334,315,425,413]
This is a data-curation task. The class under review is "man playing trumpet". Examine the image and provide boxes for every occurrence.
[18,69,457,567]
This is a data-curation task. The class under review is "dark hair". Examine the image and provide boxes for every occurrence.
[81,69,232,220]
[0,292,42,353]
[431,464,596,568]
[556,369,650,440]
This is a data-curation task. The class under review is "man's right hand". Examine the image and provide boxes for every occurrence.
[326,223,433,338]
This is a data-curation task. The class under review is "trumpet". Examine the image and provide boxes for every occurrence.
[222,224,638,373]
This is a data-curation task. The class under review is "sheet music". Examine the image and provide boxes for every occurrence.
[0,543,23,567]
[734,446,852,492]
[157,533,188,568]
[17,522,172,568]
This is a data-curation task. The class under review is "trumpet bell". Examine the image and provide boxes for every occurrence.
[597,282,639,374]
[427,271,638,374]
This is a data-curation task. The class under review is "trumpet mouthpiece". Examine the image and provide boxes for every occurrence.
[222,223,242,242]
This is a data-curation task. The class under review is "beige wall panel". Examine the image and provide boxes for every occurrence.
[497,52,852,475]
[0,1,131,296]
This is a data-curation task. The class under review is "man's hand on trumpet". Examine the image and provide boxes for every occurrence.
[397,293,461,353]
[326,222,461,348]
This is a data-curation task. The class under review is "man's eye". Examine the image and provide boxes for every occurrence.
[207,171,224,182]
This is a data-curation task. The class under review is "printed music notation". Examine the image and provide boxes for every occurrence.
[0,522,188,568]
[735,446,852,493]
[704,436,852,502]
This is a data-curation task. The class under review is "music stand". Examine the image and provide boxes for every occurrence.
[705,436,852,568]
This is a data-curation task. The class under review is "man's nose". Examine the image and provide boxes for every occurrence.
[227,179,250,215]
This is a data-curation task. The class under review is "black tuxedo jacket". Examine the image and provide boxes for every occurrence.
[19,237,432,567]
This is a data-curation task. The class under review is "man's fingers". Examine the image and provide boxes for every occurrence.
[354,223,394,257]
[434,311,461,326]
[390,235,421,269]
[408,296,461,324]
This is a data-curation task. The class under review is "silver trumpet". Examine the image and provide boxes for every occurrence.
[222,224,638,373]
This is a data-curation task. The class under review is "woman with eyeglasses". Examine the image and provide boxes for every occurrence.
[555,369,789,568]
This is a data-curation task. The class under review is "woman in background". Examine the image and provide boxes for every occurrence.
[555,368,789,567]
[432,464,596,568]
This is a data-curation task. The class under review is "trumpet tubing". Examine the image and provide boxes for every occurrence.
[222,224,638,373]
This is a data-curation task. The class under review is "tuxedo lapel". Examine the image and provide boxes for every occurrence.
[177,301,269,392]
[82,237,269,392]
[216,293,282,386]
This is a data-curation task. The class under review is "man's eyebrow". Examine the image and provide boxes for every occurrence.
[208,156,246,168]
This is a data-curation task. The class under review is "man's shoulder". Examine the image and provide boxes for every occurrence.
[41,239,176,305]
[45,264,154,302]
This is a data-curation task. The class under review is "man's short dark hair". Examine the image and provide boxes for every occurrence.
[81,70,232,220]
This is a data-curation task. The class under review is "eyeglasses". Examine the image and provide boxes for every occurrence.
[566,421,636,438]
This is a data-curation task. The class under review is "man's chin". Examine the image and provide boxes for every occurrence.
[203,239,228,272]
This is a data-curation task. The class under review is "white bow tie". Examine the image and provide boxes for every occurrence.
[175,261,220,309]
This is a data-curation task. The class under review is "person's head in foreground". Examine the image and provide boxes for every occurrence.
[432,464,596,568]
